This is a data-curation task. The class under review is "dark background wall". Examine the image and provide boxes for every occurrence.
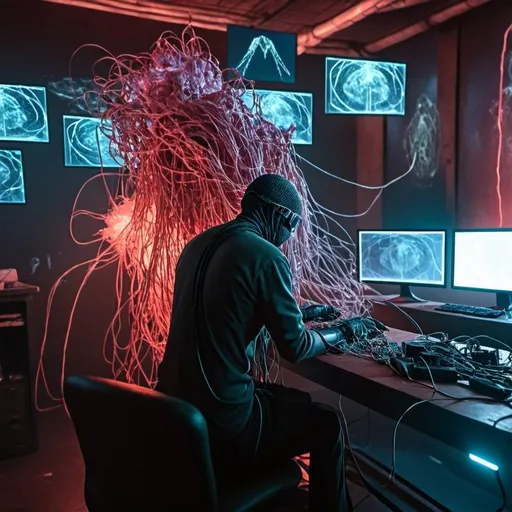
[382,30,443,229]
[458,1,512,229]
[375,0,512,305]
[0,0,357,397]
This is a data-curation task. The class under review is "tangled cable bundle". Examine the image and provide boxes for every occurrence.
[37,27,370,405]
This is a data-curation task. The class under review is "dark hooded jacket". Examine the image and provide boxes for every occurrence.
[157,204,326,438]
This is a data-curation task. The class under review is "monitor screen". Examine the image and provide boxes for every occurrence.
[0,149,25,204]
[452,229,512,293]
[0,84,49,142]
[325,57,406,115]
[241,89,313,145]
[63,115,123,168]
[228,25,296,83]
[358,230,446,286]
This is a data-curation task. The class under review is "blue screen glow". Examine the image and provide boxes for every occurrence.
[325,57,406,115]
[0,149,25,204]
[63,115,122,168]
[0,84,49,142]
[242,89,313,145]
[228,25,296,83]
[358,230,446,286]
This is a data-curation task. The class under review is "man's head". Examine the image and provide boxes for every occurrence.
[241,174,302,247]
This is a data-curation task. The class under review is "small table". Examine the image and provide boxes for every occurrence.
[0,282,40,459]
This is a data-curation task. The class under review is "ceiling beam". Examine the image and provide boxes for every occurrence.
[257,0,300,27]
[297,0,411,55]
[42,0,252,30]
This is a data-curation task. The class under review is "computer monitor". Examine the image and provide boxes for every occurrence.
[452,229,512,308]
[358,230,447,303]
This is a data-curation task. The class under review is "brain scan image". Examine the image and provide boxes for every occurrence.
[326,57,406,115]
[242,89,313,145]
[0,84,49,142]
[0,149,25,203]
[359,231,445,285]
[63,115,122,168]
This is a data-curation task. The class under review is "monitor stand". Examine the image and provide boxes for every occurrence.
[388,284,426,304]
[496,293,512,310]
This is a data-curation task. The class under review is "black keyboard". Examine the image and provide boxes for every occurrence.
[434,303,505,319]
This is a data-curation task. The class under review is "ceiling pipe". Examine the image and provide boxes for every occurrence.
[304,44,360,57]
[297,0,399,55]
[42,0,244,31]
[364,0,492,53]
[379,0,438,12]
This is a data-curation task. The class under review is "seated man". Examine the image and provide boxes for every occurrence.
[157,174,385,511]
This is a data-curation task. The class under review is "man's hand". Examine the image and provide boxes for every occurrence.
[301,304,340,323]
[336,317,388,343]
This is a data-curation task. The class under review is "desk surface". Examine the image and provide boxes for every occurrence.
[368,294,512,327]
[283,327,512,464]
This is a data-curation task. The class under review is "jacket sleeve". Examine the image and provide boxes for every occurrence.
[257,256,328,363]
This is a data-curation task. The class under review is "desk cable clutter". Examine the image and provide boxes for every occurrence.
[331,329,512,400]
[322,325,511,512]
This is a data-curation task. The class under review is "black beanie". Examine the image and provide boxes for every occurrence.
[244,174,303,217]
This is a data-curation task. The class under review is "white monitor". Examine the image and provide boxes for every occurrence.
[452,229,512,294]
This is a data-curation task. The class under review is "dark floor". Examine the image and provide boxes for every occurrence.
[0,410,390,511]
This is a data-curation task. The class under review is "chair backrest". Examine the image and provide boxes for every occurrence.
[64,375,218,512]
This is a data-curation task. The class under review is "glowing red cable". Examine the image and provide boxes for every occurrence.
[494,23,512,228]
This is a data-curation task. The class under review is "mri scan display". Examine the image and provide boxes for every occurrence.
[63,115,122,168]
[358,230,445,285]
[0,149,25,204]
[242,89,313,145]
[326,57,406,115]
[0,84,49,142]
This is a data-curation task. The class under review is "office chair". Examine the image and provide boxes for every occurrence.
[64,375,302,511]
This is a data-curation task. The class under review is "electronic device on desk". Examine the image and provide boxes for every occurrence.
[390,338,460,382]
[434,303,505,318]
[357,229,447,303]
[390,357,460,383]
[391,337,512,399]
[450,228,512,314]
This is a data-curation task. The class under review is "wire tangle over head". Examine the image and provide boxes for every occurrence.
[37,26,369,404]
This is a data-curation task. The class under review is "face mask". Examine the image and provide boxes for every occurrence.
[274,222,292,247]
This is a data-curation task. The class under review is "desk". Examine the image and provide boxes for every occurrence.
[0,282,39,459]
[282,328,512,468]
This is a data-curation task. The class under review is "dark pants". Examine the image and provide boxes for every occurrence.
[210,383,351,512]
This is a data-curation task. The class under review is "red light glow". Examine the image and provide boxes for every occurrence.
[36,28,369,409]
[495,23,512,227]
